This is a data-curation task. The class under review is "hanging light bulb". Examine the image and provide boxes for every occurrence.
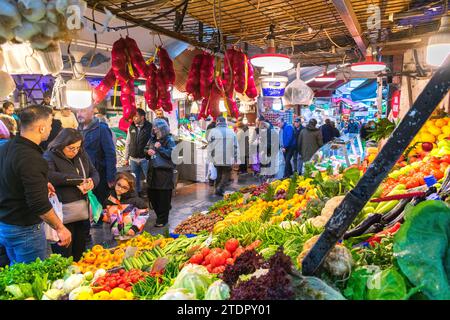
[138,84,146,91]
[351,46,386,72]
[242,114,248,125]
[219,99,227,112]
[65,78,93,109]
[65,50,92,109]
[191,101,199,114]
[426,15,450,66]
[251,25,293,73]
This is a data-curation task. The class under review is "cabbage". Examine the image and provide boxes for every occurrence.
[172,266,213,300]
[5,283,34,300]
[42,289,64,300]
[393,200,450,300]
[51,279,65,290]
[205,280,230,300]
[93,269,106,282]
[63,274,84,294]
[159,288,196,300]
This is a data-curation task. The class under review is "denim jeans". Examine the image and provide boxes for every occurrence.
[297,156,304,175]
[130,158,149,193]
[0,222,47,264]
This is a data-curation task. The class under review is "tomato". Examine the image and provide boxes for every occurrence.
[226,258,234,265]
[204,253,213,265]
[126,286,132,292]
[108,280,117,288]
[104,286,112,292]
[211,255,226,267]
[433,169,444,180]
[118,283,127,289]
[215,266,226,274]
[233,247,245,258]
[201,260,209,266]
[189,253,204,264]
[131,276,139,283]
[200,247,211,257]
[206,264,214,273]
[221,250,231,260]
[225,238,240,253]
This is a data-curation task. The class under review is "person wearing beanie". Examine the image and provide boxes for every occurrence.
[297,118,323,174]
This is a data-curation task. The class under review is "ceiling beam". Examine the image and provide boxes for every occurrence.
[331,0,367,55]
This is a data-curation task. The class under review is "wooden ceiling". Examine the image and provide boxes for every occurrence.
[88,0,447,66]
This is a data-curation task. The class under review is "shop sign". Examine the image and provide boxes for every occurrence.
[391,90,401,118]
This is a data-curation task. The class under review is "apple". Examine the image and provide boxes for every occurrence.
[422,142,433,152]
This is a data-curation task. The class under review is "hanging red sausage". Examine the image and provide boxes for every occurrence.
[186,54,203,100]
[93,69,116,104]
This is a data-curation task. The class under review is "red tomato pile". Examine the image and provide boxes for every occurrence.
[189,239,261,274]
[92,269,149,293]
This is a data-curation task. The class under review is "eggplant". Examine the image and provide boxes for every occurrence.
[362,222,385,235]
[343,214,382,240]
[381,198,410,224]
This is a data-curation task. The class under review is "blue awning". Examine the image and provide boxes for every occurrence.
[350,79,388,101]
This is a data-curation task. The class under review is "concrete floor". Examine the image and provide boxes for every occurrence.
[90,172,260,248]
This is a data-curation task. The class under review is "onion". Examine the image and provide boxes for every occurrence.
[18,0,46,23]
[14,21,41,42]
[0,70,16,98]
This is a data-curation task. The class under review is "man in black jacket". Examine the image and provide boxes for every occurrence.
[0,105,71,264]
[125,109,153,196]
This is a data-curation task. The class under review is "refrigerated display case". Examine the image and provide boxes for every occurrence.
[309,134,364,174]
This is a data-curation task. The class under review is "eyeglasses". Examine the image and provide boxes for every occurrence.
[66,145,81,152]
[116,183,130,191]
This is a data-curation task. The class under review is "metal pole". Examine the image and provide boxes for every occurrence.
[302,57,450,276]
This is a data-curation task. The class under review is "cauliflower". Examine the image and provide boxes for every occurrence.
[321,196,345,218]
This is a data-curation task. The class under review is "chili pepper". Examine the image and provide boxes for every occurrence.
[367,222,402,246]
[370,191,426,203]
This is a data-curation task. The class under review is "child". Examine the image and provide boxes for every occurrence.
[102,172,149,238]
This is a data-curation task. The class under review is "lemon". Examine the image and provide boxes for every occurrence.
[77,292,93,300]
[428,126,442,137]
[93,291,110,300]
[110,288,128,300]
[421,132,436,143]
[442,126,450,135]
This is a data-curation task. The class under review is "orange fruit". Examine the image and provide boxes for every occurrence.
[435,119,447,128]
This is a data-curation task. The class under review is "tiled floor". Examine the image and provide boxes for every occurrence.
[90,172,260,248]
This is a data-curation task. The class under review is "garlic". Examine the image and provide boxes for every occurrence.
[42,21,60,38]
[46,1,59,24]
[18,0,46,23]
[0,0,22,32]
[0,70,16,98]
[14,21,41,42]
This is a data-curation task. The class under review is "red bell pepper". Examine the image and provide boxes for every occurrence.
[367,222,402,246]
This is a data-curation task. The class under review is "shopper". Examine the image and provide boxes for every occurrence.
[41,91,53,107]
[277,117,296,178]
[0,105,71,264]
[292,117,303,173]
[39,112,63,151]
[0,114,18,137]
[347,118,360,135]
[125,109,153,196]
[258,120,278,181]
[2,101,19,122]
[101,173,149,238]
[104,172,147,209]
[236,120,249,174]
[321,119,339,144]
[297,119,323,174]
[94,106,108,124]
[206,118,217,186]
[207,116,239,196]
[44,129,99,261]
[155,109,170,127]
[77,106,117,204]
[145,119,176,227]
[55,107,78,129]
[331,121,341,139]
[0,120,10,146]
[360,120,376,141]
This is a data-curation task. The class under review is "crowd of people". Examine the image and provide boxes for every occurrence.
[0,101,176,266]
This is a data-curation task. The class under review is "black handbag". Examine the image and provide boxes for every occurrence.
[150,153,175,169]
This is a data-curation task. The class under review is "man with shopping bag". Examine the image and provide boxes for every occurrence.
[0,106,71,264]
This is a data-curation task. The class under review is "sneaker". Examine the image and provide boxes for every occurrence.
[154,223,167,228]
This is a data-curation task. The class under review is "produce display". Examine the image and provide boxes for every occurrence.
[2,113,450,300]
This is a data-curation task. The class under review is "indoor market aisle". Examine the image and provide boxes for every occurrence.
[90,173,261,248]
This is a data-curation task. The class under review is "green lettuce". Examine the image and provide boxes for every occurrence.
[393,200,450,300]
[366,267,408,300]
